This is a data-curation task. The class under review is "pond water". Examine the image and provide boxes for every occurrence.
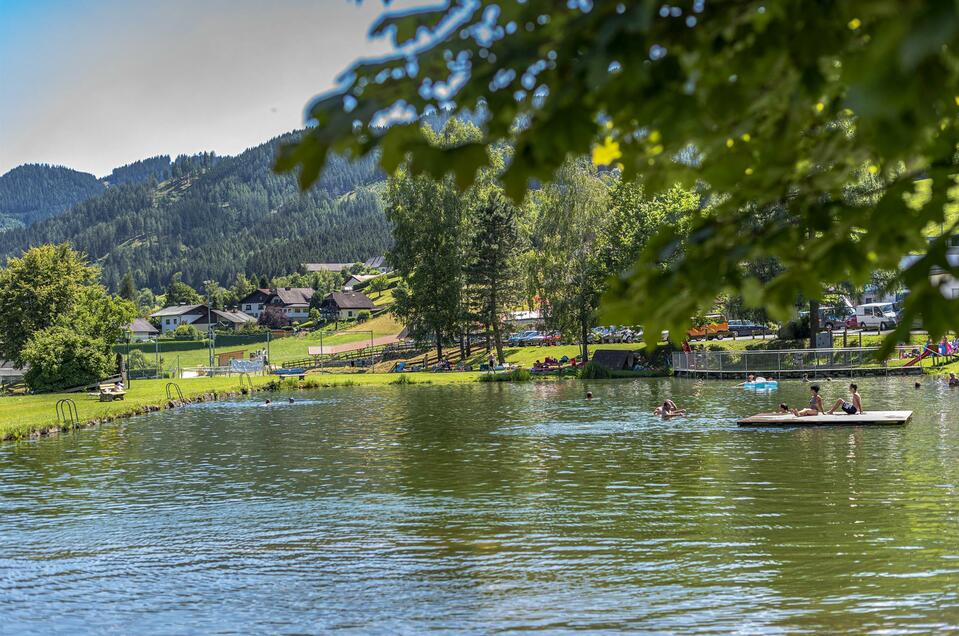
[2,377,959,634]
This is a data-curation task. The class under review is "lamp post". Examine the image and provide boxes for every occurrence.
[204,280,215,370]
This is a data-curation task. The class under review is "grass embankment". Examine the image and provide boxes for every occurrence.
[0,371,481,441]
[120,314,405,369]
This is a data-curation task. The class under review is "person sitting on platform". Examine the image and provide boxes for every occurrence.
[827,383,864,415]
[791,385,824,416]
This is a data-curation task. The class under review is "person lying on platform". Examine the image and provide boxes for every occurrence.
[827,383,864,415]
[791,385,825,416]
[778,403,790,414]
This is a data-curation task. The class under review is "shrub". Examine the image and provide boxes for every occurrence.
[479,368,532,382]
[356,310,371,323]
[127,348,164,370]
[172,323,202,340]
[579,362,612,379]
[21,327,113,392]
[778,316,810,340]
[390,374,414,385]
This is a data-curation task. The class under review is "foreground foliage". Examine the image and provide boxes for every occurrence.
[280,0,959,355]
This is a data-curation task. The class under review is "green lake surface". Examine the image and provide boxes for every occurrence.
[2,377,959,634]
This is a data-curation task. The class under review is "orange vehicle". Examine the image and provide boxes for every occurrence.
[687,314,734,341]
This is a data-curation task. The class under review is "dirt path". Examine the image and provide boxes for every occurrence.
[307,334,402,356]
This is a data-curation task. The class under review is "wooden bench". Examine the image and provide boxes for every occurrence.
[98,384,126,402]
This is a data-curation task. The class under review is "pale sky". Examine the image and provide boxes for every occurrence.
[0,0,421,176]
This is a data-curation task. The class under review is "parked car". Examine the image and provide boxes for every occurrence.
[507,330,537,346]
[855,302,899,331]
[845,315,858,329]
[523,331,545,346]
[727,320,768,337]
[820,307,854,331]
[542,331,562,345]
[687,314,734,341]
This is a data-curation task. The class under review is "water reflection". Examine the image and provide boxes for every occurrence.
[1,377,958,634]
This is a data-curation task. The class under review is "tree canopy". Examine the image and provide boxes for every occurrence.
[0,244,134,390]
[279,0,959,353]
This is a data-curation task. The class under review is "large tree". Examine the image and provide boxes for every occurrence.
[528,159,610,362]
[0,243,134,390]
[387,168,467,359]
[0,243,100,364]
[465,191,525,363]
[279,0,959,354]
[165,272,202,306]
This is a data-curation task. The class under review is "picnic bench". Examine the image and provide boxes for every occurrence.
[273,368,307,381]
[97,384,126,402]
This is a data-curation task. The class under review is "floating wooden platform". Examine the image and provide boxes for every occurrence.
[737,410,912,427]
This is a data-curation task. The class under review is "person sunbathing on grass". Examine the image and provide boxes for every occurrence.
[827,383,864,415]
[791,385,824,416]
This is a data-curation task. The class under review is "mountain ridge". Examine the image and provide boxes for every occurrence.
[0,131,392,291]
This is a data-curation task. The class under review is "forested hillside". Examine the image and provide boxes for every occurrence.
[0,133,391,290]
[103,156,172,185]
[0,164,106,229]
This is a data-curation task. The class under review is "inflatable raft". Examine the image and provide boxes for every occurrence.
[742,379,778,389]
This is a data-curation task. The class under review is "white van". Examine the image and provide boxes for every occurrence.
[855,303,899,330]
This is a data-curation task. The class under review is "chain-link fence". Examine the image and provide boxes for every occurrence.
[673,345,927,375]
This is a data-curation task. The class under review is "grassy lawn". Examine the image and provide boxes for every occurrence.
[369,287,395,306]
[119,314,406,371]
[0,370,481,441]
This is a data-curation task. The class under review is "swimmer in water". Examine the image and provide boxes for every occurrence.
[586,391,593,400]
[264,399,272,406]
[288,397,295,403]
[654,399,687,418]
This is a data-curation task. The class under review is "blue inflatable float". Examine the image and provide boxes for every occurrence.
[742,378,778,389]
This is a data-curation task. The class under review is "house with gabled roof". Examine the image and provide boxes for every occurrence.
[150,304,256,333]
[319,291,375,321]
[238,288,315,321]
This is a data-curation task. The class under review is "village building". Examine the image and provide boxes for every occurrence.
[238,288,314,321]
[363,256,391,273]
[128,317,160,341]
[302,262,354,274]
[150,304,256,334]
[343,274,380,291]
[319,291,376,321]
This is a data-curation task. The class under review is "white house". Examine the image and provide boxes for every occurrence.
[238,288,314,322]
[150,304,256,333]
[319,291,376,321]
[343,274,380,291]
[151,305,209,333]
[128,317,160,341]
